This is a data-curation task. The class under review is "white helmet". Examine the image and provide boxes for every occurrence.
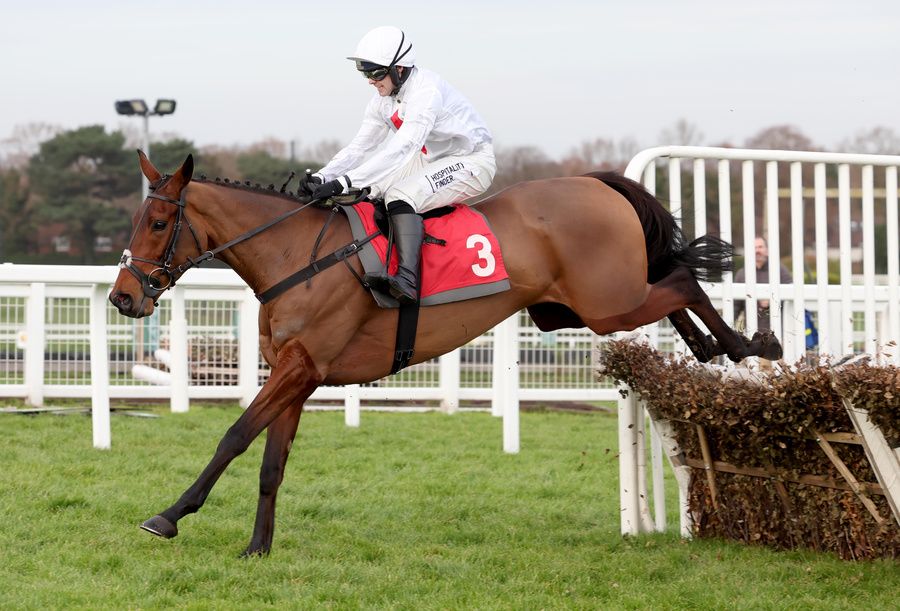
[347,26,415,69]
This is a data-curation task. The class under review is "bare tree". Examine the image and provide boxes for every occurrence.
[246,137,289,158]
[658,119,704,146]
[300,139,343,164]
[839,126,900,155]
[744,125,817,151]
[560,136,641,175]
[0,122,62,168]
[486,145,562,195]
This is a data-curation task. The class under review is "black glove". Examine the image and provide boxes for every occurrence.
[298,171,322,196]
[311,178,346,201]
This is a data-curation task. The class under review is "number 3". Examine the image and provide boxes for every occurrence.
[466,234,495,277]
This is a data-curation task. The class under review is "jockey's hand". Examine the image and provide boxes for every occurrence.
[298,171,322,196]
[311,178,347,201]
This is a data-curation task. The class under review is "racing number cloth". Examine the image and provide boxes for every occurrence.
[348,201,510,306]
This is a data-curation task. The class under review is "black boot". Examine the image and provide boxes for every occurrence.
[364,203,424,304]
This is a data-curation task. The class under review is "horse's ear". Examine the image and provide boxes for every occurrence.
[169,154,195,192]
[137,150,162,184]
[180,154,194,182]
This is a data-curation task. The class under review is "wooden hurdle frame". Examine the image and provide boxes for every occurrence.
[618,388,900,537]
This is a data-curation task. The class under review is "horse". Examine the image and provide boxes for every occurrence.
[110,151,781,556]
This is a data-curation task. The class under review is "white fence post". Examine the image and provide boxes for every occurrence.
[439,349,460,414]
[24,282,45,407]
[169,285,189,413]
[238,287,260,409]
[502,314,520,454]
[90,284,111,449]
[490,323,507,418]
[886,167,899,365]
[618,388,640,535]
[345,384,361,427]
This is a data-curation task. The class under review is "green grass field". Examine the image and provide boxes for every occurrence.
[0,406,897,609]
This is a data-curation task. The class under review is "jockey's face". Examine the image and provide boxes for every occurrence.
[369,66,401,96]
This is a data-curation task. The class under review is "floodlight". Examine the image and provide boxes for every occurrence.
[115,99,149,116]
[154,99,177,115]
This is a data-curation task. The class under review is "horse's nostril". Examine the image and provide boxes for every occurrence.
[110,291,132,310]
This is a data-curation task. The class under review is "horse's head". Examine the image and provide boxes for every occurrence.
[110,151,203,318]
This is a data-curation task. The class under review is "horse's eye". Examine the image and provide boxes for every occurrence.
[151,220,167,231]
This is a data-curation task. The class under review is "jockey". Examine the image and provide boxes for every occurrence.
[301,26,496,305]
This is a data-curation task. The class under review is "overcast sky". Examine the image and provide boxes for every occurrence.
[2,0,899,160]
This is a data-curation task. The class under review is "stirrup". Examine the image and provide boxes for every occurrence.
[388,279,418,304]
[363,271,390,291]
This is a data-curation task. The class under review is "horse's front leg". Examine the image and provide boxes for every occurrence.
[140,340,321,541]
[241,404,303,557]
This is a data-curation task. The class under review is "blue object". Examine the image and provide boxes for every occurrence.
[805,310,819,350]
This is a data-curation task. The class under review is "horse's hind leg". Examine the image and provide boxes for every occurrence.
[670,267,783,362]
[587,266,782,362]
[139,340,321,543]
[667,310,726,363]
[242,404,303,557]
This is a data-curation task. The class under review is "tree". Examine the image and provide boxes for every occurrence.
[487,146,562,194]
[0,122,62,169]
[27,125,136,264]
[146,138,222,179]
[744,125,817,151]
[235,150,322,189]
[0,167,34,261]
[658,119,704,146]
[561,137,639,175]
[839,126,900,155]
[297,139,342,164]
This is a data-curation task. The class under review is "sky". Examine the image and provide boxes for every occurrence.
[2,0,899,161]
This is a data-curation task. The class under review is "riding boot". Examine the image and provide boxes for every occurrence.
[363,202,424,305]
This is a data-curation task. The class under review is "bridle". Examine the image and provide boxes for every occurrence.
[118,176,339,308]
[118,180,204,306]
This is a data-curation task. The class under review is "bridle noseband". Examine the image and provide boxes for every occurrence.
[118,182,205,306]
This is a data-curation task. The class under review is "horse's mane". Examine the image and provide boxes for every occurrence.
[185,173,312,205]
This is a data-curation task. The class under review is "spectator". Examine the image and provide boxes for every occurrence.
[734,236,792,332]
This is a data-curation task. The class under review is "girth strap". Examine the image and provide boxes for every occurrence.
[390,299,420,374]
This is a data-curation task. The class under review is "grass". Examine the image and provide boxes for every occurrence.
[0,406,897,609]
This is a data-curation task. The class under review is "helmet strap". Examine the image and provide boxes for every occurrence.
[389,65,413,96]
[387,31,413,96]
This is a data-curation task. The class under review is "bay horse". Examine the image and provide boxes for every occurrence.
[110,152,781,556]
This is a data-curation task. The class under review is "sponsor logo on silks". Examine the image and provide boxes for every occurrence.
[428,162,466,191]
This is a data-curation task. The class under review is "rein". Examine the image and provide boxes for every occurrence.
[119,181,377,306]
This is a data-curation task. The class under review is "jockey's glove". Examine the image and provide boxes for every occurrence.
[298,171,323,196]
[311,175,350,201]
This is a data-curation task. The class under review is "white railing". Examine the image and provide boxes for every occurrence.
[618,146,900,536]
[0,264,614,451]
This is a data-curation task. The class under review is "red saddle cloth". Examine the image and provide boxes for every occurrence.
[345,201,510,306]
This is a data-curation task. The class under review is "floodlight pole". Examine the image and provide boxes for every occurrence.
[114,99,176,201]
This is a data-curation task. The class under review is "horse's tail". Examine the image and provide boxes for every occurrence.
[584,171,733,283]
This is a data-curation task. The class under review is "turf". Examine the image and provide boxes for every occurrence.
[0,406,897,609]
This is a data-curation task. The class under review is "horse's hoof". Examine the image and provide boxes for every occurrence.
[140,515,178,539]
[239,545,269,558]
[761,342,784,360]
[752,331,783,360]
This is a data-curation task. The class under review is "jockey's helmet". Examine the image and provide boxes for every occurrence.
[348,26,414,94]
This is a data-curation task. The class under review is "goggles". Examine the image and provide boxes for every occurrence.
[356,61,390,81]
